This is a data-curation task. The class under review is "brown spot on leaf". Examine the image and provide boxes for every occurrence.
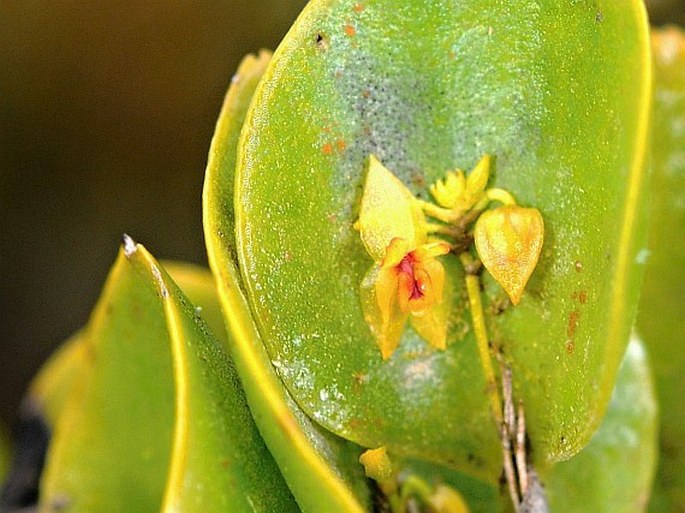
[574,260,583,272]
[567,310,580,338]
[353,3,364,12]
[336,139,347,152]
[565,340,575,355]
[570,290,588,304]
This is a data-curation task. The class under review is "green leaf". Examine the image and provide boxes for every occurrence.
[27,263,228,431]
[28,332,88,429]
[638,26,685,513]
[396,336,657,513]
[38,245,298,512]
[203,52,372,512]
[233,0,651,480]
[546,336,658,513]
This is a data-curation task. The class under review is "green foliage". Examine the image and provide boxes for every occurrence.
[640,27,685,513]
[231,0,651,480]
[6,1,678,512]
[36,253,298,512]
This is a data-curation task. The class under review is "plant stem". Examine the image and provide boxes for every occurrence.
[485,188,517,206]
[459,252,503,426]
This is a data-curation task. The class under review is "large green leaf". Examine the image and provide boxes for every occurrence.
[233,0,651,480]
[639,26,685,513]
[38,246,298,512]
[203,52,371,512]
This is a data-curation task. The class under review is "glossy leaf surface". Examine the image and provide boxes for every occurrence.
[639,27,685,513]
[234,0,651,479]
[38,248,297,512]
[204,52,371,512]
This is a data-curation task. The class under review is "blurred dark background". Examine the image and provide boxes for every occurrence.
[0,0,683,429]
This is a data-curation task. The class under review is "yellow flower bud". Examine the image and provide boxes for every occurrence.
[474,205,544,305]
[359,447,394,482]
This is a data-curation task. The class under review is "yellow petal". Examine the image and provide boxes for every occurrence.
[360,265,408,359]
[415,241,451,259]
[409,256,448,349]
[410,300,448,351]
[465,154,491,199]
[430,170,466,209]
[474,205,544,305]
[381,237,412,269]
[358,155,426,261]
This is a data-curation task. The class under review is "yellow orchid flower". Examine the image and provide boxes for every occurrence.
[357,156,451,359]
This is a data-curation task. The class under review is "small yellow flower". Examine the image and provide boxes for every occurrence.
[357,156,451,359]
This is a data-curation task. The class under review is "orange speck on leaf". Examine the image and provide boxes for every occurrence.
[345,24,357,37]
[336,139,347,151]
[571,290,588,304]
[322,143,333,155]
[567,310,580,338]
[353,3,364,12]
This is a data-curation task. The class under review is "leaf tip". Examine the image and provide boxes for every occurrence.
[122,233,138,257]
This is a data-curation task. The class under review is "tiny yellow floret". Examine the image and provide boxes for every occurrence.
[430,154,491,213]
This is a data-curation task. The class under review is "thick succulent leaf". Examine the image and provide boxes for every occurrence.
[28,332,88,429]
[397,336,657,513]
[38,246,297,512]
[26,263,228,432]
[639,27,685,513]
[234,0,651,479]
[203,52,371,512]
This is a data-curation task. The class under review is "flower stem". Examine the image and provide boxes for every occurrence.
[485,188,517,206]
[459,252,503,426]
